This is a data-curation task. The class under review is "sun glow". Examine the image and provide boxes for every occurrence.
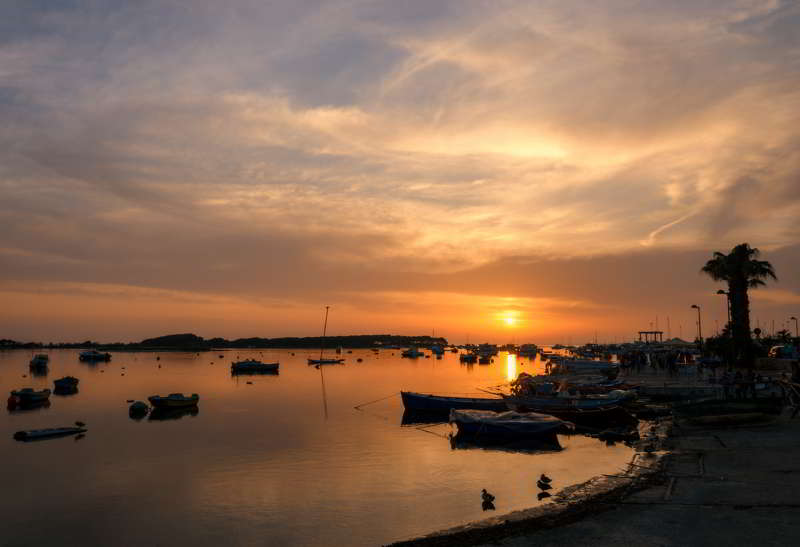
[505,316,514,326]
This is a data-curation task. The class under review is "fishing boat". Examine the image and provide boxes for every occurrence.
[231,360,279,373]
[53,376,79,389]
[147,393,199,408]
[401,391,507,413]
[29,354,49,367]
[79,350,111,362]
[13,426,87,442]
[307,306,345,365]
[449,409,574,439]
[9,388,51,404]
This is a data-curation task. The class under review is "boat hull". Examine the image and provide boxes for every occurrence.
[148,395,199,408]
[449,409,572,440]
[307,358,344,365]
[14,427,86,441]
[401,391,507,413]
[231,361,279,374]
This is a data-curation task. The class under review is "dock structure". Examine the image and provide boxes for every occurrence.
[637,330,663,344]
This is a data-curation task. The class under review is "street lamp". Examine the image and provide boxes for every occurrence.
[716,289,731,326]
[691,304,702,342]
[791,316,798,338]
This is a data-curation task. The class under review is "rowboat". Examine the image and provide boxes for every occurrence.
[148,393,199,408]
[13,426,87,442]
[449,409,574,439]
[231,360,279,373]
[10,388,51,403]
[307,358,344,365]
[401,391,507,413]
[79,350,111,362]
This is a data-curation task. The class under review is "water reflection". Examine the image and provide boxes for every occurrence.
[506,353,517,382]
[148,406,199,421]
[0,348,633,547]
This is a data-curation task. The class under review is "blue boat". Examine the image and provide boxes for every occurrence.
[400,391,507,413]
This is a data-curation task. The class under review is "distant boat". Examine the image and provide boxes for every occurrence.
[231,360,279,374]
[53,376,79,389]
[308,306,344,365]
[79,350,111,362]
[308,358,344,365]
[147,393,199,408]
[401,347,424,358]
[9,388,51,404]
[459,353,477,364]
[401,391,507,413]
[14,426,86,442]
[519,344,538,358]
[29,354,49,367]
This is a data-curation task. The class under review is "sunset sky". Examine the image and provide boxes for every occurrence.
[1,0,799,343]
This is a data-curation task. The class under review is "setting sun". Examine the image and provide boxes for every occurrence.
[505,316,514,326]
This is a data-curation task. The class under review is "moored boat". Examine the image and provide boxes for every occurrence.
[53,376,79,389]
[29,354,49,367]
[401,347,425,358]
[459,353,477,364]
[449,409,574,439]
[148,393,199,408]
[307,358,344,365]
[401,391,507,413]
[13,426,87,442]
[79,350,111,362]
[10,388,51,404]
[231,360,279,373]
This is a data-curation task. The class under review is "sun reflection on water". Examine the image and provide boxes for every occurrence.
[506,352,517,382]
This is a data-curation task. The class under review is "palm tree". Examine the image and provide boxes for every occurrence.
[701,243,776,366]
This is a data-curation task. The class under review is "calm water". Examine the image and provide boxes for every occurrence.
[1,349,632,546]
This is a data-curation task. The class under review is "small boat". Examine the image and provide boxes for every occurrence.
[449,409,573,439]
[29,354,49,367]
[147,393,199,408]
[53,376,80,389]
[307,358,344,365]
[231,360,279,373]
[401,347,425,358]
[79,350,111,362]
[10,388,51,403]
[459,353,478,364]
[13,426,87,442]
[401,391,507,413]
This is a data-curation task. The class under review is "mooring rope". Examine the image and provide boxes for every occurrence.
[353,391,400,410]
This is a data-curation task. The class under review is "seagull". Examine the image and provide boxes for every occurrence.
[537,480,552,491]
[481,489,495,503]
[537,491,551,500]
[75,421,86,427]
[539,473,552,484]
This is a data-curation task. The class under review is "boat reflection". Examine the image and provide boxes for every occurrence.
[7,400,51,413]
[231,369,279,377]
[148,406,199,421]
[53,386,79,397]
[449,432,563,453]
[400,410,448,426]
[449,433,563,454]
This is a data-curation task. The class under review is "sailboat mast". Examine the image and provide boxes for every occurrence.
[319,305,330,361]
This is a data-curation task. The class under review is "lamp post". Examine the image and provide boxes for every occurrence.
[791,316,798,338]
[716,289,731,327]
[691,304,702,343]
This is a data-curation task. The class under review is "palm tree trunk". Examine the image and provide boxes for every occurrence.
[728,278,753,367]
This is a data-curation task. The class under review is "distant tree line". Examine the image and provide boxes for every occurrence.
[0,333,449,351]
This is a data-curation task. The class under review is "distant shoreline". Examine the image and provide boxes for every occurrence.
[0,333,449,351]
